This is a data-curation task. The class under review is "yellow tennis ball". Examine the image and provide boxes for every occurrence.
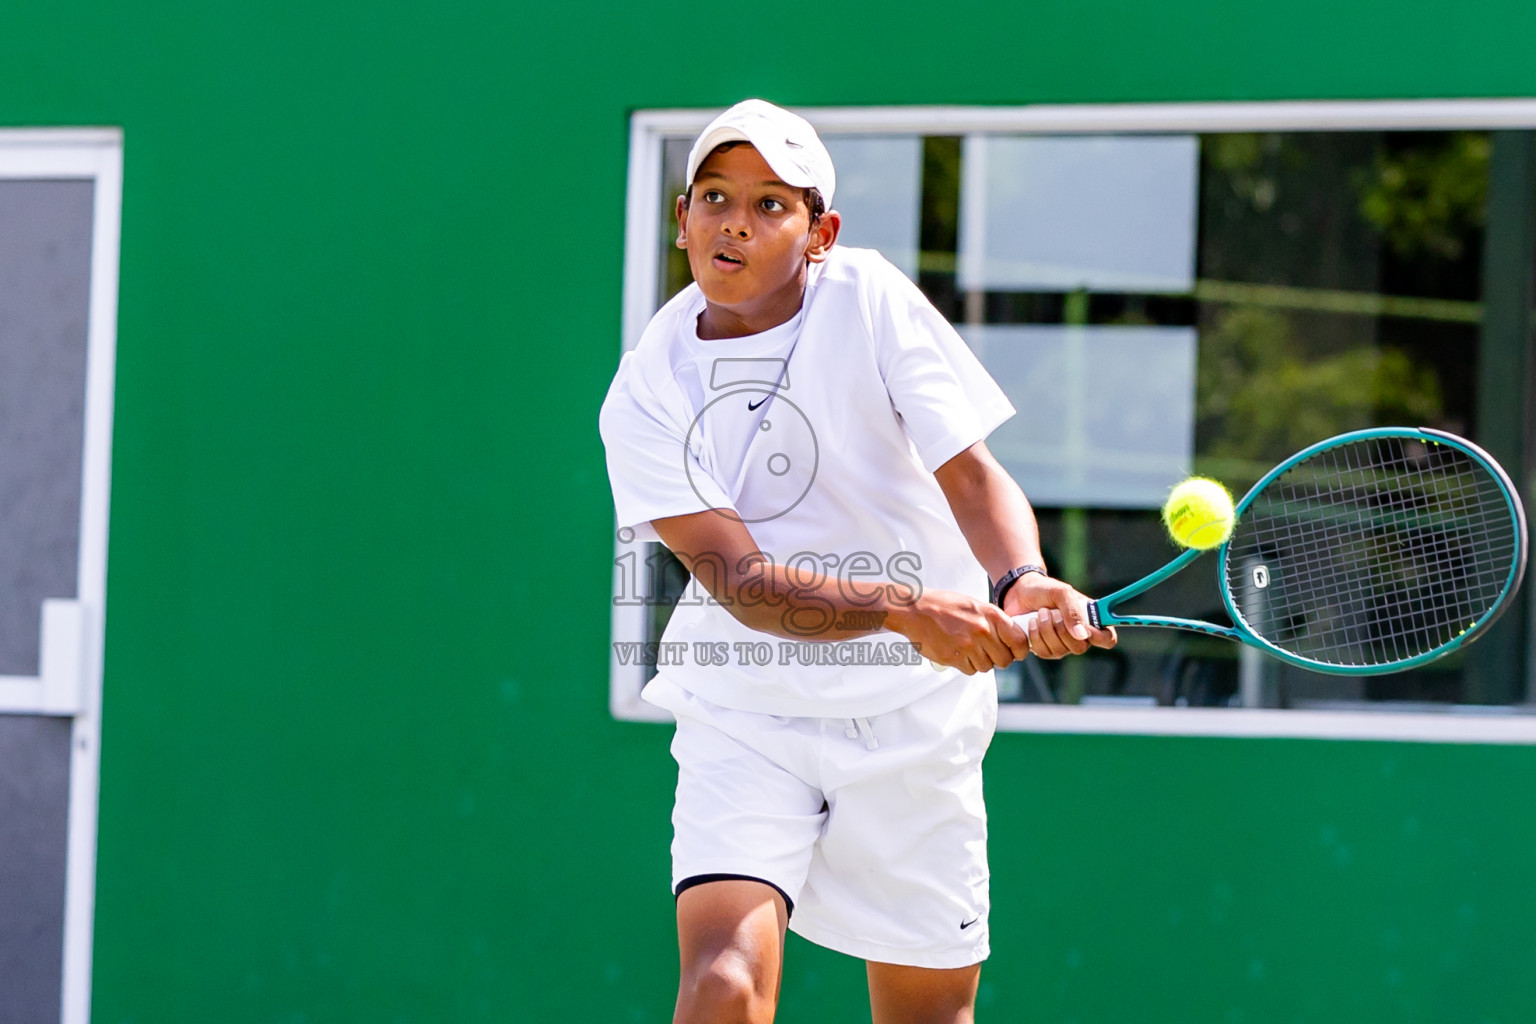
[1162,477,1235,550]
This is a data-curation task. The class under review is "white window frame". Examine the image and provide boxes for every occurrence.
[0,128,123,1024]
[614,99,1536,744]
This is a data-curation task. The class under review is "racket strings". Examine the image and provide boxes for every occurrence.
[1249,448,1511,663]
[1293,454,1510,661]
[1225,436,1520,667]
[1293,466,1494,656]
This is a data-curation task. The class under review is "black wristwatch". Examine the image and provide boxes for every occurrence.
[991,564,1047,607]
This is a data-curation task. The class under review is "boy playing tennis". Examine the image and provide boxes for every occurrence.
[600,99,1116,1024]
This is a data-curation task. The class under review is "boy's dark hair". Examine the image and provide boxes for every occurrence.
[684,141,825,223]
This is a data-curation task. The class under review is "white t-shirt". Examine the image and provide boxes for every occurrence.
[600,246,1015,717]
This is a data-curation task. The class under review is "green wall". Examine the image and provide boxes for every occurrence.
[1,0,1534,1020]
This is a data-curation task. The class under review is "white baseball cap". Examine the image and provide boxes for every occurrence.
[685,99,836,210]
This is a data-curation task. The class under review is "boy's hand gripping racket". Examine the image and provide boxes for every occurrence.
[1016,428,1527,674]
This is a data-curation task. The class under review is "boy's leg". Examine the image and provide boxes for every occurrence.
[866,962,981,1024]
[675,879,789,1024]
[652,680,825,1024]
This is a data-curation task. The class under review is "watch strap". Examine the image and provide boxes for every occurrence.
[990,564,1046,607]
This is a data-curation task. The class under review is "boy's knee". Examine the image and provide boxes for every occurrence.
[677,955,770,1024]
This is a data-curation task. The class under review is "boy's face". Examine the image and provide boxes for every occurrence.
[676,143,839,338]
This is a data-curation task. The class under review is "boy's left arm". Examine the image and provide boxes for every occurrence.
[934,441,1118,658]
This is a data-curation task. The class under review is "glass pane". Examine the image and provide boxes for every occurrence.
[958,324,1196,507]
[0,180,91,676]
[1189,131,1489,709]
[957,134,1199,293]
[937,130,1498,708]
[657,137,693,306]
[822,135,922,278]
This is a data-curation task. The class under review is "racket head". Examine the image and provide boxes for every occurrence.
[1218,428,1527,674]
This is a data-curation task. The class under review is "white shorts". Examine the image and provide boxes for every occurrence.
[644,670,997,969]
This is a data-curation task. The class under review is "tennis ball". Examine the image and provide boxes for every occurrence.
[1162,477,1235,550]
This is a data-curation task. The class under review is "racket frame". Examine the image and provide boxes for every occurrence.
[1086,427,1528,675]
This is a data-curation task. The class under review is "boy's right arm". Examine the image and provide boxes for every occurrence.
[651,509,1029,675]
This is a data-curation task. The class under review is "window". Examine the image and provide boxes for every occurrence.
[0,129,123,1024]
[612,102,1536,742]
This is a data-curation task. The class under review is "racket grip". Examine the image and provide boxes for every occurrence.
[1012,605,1103,633]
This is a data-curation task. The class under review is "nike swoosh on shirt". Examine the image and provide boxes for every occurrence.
[747,395,770,410]
[960,916,980,930]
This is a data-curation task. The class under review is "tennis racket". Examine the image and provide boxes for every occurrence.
[1014,428,1528,674]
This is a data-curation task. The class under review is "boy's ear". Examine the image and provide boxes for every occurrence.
[674,194,690,249]
[805,209,841,264]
